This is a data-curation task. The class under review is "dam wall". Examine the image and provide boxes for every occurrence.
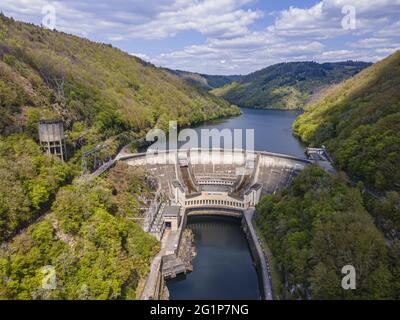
[122,149,310,200]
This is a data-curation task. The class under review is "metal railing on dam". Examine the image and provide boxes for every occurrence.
[186,207,243,218]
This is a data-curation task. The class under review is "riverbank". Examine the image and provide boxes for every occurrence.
[242,209,273,300]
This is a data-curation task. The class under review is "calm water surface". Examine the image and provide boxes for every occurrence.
[180,108,305,158]
[167,216,260,300]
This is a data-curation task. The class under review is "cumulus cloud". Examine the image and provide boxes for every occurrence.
[152,37,325,74]
[268,0,400,39]
[0,0,262,40]
[374,19,400,37]
[0,0,399,74]
[116,0,263,40]
[150,0,400,73]
[130,53,151,61]
[350,37,400,49]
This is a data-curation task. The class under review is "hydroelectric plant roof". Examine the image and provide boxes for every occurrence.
[163,206,181,217]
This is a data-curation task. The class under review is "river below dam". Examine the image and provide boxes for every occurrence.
[166,108,304,300]
[167,216,260,300]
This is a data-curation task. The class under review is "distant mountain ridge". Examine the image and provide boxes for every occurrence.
[210,61,371,110]
[165,68,241,90]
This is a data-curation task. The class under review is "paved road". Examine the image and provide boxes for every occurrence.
[140,249,164,300]
[244,208,274,300]
[140,217,186,299]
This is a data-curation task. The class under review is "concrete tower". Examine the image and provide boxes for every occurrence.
[38,119,67,162]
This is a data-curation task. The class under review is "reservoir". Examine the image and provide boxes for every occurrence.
[167,108,304,300]
[187,108,305,158]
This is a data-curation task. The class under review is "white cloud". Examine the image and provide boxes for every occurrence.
[0,0,399,74]
[151,37,325,74]
[150,0,400,74]
[116,1,263,40]
[375,47,400,55]
[130,53,151,61]
[268,0,400,39]
[316,49,359,61]
[374,19,400,37]
[350,37,400,49]
[0,0,262,40]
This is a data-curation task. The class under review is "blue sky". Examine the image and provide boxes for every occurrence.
[1,0,399,74]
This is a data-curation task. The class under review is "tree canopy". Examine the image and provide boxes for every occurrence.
[0,164,159,300]
[256,166,398,299]
[212,61,370,109]
[0,134,73,242]
[0,14,239,147]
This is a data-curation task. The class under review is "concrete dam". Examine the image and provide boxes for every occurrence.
[118,149,312,300]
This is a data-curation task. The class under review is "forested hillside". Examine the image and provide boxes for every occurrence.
[0,135,73,242]
[212,61,370,109]
[0,163,160,299]
[168,69,240,91]
[256,166,399,300]
[0,14,239,299]
[0,14,239,145]
[293,50,400,236]
[0,14,237,248]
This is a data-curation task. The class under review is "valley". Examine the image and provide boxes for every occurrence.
[0,12,399,301]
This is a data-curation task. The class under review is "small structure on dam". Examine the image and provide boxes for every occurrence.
[305,146,336,173]
[163,206,181,231]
